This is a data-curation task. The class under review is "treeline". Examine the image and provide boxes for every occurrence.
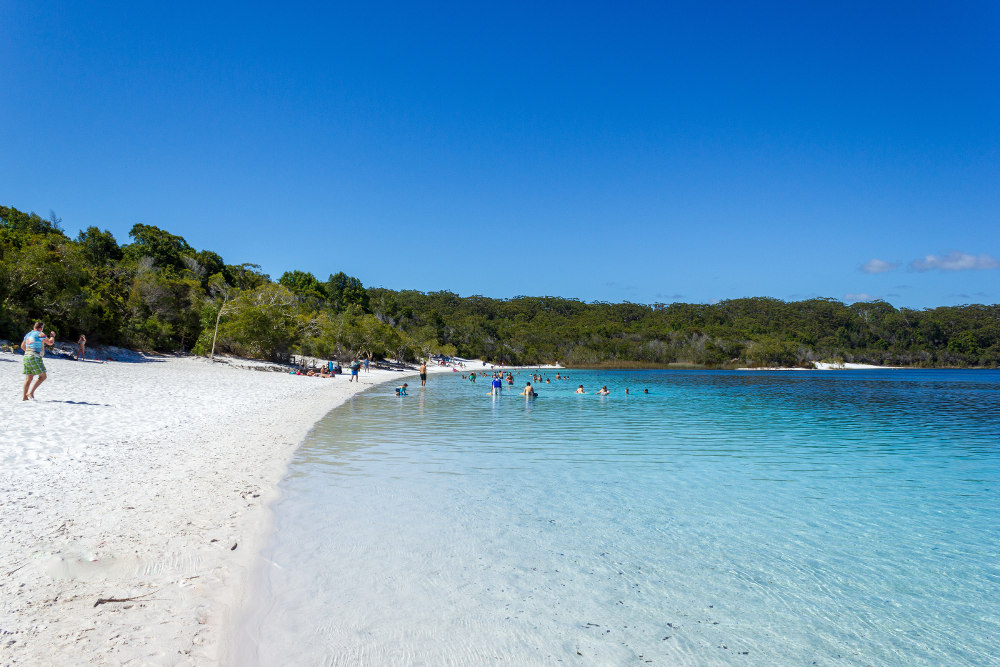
[2,205,998,367]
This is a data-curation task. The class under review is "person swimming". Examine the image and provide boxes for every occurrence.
[597,386,610,395]
[521,382,536,397]
[575,385,585,394]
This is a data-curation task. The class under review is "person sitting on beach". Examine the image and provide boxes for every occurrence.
[395,383,408,396]
[521,382,536,397]
[306,369,317,377]
[575,385,585,394]
[597,386,610,395]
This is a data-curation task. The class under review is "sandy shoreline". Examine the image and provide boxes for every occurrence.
[0,352,460,665]
[735,362,904,371]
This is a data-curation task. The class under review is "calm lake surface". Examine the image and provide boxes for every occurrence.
[240,369,1000,666]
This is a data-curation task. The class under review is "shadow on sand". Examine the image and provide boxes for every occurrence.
[42,399,113,407]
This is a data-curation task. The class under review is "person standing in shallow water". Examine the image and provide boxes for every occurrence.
[21,321,55,401]
[419,360,427,387]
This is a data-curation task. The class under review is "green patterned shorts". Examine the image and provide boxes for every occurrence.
[23,354,46,375]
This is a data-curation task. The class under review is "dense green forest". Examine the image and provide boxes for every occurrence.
[2,205,998,367]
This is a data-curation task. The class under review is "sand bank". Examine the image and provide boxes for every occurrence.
[0,352,455,665]
[736,362,903,371]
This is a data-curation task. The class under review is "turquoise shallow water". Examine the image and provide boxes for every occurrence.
[241,369,1000,666]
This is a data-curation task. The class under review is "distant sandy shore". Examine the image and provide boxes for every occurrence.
[0,352,464,665]
[736,362,903,371]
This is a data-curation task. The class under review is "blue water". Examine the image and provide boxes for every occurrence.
[241,370,1000,666]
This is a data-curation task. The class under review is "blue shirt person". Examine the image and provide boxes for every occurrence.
[21,321,55,401]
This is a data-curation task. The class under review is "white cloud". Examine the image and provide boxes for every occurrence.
[909,251,1000,272]
[860,258,898,274]
[844,293,873,302]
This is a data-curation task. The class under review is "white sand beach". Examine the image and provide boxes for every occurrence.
[737,362,902,370]
[0,351,460,665]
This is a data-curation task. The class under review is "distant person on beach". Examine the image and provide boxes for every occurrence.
[363,358,370,373]
[21,321,55,401]
[521,382,536,397]
[349,358,361,382]
[575,385,585,394]
[420,361,427,386]
[77,334,86,361]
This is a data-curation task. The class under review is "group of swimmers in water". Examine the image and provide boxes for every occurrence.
[447,368,649,399]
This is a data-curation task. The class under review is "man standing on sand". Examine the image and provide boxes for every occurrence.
[349,358,361,382]
[419,360,427,387]
[21,321,55,401]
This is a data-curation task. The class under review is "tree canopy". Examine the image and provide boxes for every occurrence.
[1,204,997,367]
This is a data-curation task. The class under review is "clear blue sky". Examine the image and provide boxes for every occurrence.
[2,1,997,309]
